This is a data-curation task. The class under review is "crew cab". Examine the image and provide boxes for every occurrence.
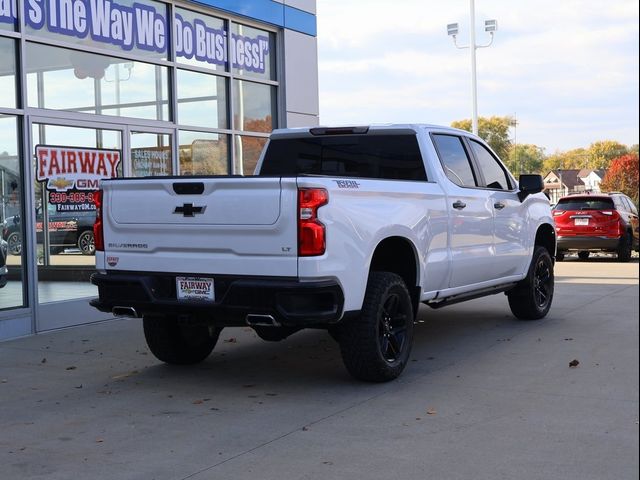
[91,125,556,382]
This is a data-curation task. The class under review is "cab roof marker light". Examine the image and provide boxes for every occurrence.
[309,126,369,136]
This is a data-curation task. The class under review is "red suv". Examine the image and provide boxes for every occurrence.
[553,192,639,262]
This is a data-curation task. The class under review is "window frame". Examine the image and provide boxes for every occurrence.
[430,132,479,189]
[463,137,517,192]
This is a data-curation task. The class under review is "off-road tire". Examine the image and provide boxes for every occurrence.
[616,232,632,263]
[577,251,590,261]
[143,315,220,365]
[507,246,554,320]
[338,272,414,382]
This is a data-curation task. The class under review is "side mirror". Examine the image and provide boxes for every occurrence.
[518,174,544,202]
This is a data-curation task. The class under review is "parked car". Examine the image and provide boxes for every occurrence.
[0,238,8,288]
[2,203,96,256]
[553,192,639,261]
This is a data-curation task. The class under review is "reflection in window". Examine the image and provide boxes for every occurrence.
[130,132,172,177]
[25,43,169,121]
[177,70,227,128]
[432,134,477,187]
[235,135,267,175]
[470,140,511,190]
[233,80,276,133]
[179,131,229,175]
[0,115,25,310]
[0,38,16,108]
[175,8,227,72]
[231,23,276,81]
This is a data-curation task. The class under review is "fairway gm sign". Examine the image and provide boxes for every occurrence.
[36,145,121,192]
[0,0,270,73]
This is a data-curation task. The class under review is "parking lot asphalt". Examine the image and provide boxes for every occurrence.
[1,258,638,480]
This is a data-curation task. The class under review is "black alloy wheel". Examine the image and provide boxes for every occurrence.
[533,255,553,311]
[508,246,554,320]
[78,230,95,255]
[338,272,414,382]
[378,292,410,363]
[7,232,21,255]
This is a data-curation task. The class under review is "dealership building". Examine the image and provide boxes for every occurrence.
[0,0,319,340]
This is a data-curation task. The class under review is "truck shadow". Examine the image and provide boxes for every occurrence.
[126,297,531,396]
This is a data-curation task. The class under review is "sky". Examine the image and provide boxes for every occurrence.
[316,0,640,154]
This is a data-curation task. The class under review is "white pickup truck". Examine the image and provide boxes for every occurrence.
[91,124,556,382]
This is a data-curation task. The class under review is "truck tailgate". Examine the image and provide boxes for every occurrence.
[100,177,298,277]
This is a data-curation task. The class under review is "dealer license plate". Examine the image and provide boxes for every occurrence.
[176,277,215,302]
[574,218,589,226]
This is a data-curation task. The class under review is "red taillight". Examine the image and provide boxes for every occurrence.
[93,189,104,252]
[298,188,328,256]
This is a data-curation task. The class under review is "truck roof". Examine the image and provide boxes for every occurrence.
[270,124,471,139]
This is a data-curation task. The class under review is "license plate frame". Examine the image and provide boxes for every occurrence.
[574,218,589,226]
[176,276,215,302]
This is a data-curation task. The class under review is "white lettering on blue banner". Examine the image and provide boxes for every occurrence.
[0,0,269,73]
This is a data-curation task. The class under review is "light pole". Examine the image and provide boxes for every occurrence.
[447,0,497,135]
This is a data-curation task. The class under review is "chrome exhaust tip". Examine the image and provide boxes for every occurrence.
[112,306,139,318]
[246,314,279,327]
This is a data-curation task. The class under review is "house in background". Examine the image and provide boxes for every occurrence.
[543,169,607,204]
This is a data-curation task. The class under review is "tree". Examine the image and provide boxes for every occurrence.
[542,148,589,173]
[588,141,629,169]
[506,144,545,175]
[451,116,513,160]
[600,153,639,205]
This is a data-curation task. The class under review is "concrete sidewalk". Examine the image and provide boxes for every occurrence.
[1,260,638,480]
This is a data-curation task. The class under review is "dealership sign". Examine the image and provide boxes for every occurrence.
[0,0,270,73]
[36,145,121,192]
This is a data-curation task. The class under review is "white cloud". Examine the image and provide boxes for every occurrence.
[316,0,639,151]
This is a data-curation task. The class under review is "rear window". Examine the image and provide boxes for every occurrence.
[555,197,615,211]
[260,134,427,181]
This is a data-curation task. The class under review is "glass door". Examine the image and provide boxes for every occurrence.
[29,119,124,331]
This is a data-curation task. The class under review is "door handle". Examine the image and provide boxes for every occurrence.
[452,200,466,210]
[494,202,506,210]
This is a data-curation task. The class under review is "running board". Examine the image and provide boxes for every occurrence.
[425,283,517,309]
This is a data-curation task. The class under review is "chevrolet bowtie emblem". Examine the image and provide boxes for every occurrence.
[174,203,206,217]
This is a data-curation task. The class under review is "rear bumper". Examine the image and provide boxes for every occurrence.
[90,271,345,327]
[557,235,620,251]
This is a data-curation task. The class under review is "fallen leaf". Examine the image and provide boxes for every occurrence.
[564,338,574,341]
[75,385,83,389]
[224,338,237,343]
[569,359,580,368]
[66,366,77,370]
[426,408,437,415]
[193,400,204,405]
[302,426,309,431]
[41,358,47,364]
[95,439,104,443]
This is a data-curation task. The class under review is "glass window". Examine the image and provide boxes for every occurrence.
[130,132,172,176]
[555,197,615,211]
[26,42,169,121]
[260,134,427,181]
[25,0,169,60]
[179,130,229,175]
[0,0,18,31]
[233,80,276,132]
[432,134,477,187]
[231,23,276,81]
[0,115,24,310]
[470,140,512,190]
[177,70,227,128]
[0,38,16,108]
[175,8,227,71]
[236,135,267,175]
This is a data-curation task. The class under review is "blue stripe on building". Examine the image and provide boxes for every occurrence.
[188,0,317,36]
